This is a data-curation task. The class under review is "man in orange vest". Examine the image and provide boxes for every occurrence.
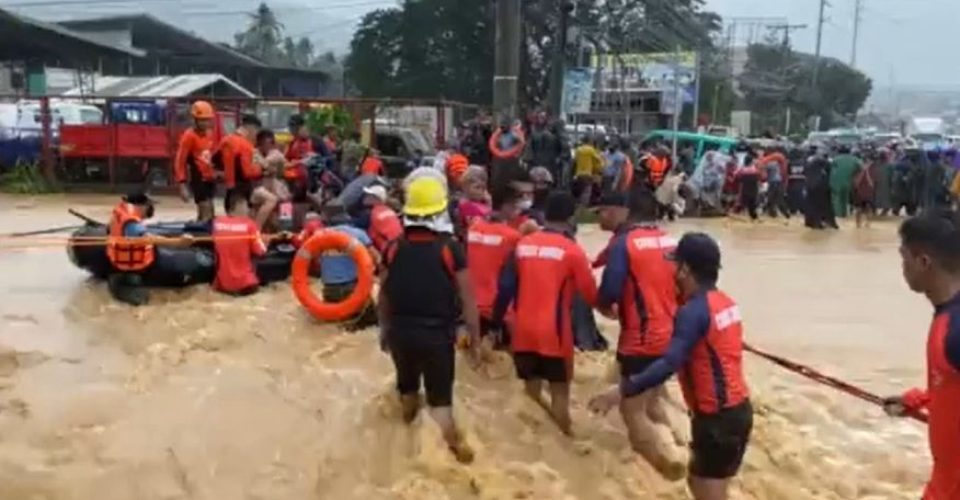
[106,192,192,306]
[361,183,402,253]
[360,149,386,177]
[174,101,217,222]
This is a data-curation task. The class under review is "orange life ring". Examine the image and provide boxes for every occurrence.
[488,126,526,160]
[291,230,375,322]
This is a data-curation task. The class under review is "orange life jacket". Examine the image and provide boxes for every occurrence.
[106,202,155,272]
[648,156,669,187]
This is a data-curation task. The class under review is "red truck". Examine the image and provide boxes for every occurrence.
[59,102,236,186]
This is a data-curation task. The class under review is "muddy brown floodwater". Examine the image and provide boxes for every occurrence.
[0,194,932,500]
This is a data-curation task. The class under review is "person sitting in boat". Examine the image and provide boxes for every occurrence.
[105,191,196,306]
[212,189,268,297]
[254,130,294,232]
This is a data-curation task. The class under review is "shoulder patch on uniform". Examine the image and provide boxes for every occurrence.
[714,305,741,330]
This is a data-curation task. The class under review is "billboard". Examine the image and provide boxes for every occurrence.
[591,52,698,115]
[561,68,594,115]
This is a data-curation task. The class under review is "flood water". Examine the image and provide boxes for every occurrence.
[0,194,931,499]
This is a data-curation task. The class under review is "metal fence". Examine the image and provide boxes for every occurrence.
[0,95,482,188]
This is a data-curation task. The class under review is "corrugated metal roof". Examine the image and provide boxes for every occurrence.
[62,74,255,98]
[0,8,145,58]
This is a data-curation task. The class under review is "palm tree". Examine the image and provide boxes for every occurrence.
[234,2,285,64]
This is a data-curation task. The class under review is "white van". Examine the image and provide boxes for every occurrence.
[11,101,103,137]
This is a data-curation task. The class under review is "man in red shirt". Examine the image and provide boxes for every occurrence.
[212,190,267,295]
[218,114,279,229]
[175,101,217,222]
[361,184,402,253]
[493,191,598,435]
[360,149,386,177]
[593,188,683,476]
[885,210,960,500]
[467,188,523,347]
[590,232,752,500]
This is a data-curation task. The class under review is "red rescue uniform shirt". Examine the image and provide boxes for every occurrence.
[218,133,261,189]
[907,293,960,500]
[284,136,313,182]
[212,215,267,293]
[360,156,385,176]
[467,217,522,319]
[368,204,403,253]
[174,128,215,184]
[494,230,598,360]
[597,225,678,358]
[621,287,749,415]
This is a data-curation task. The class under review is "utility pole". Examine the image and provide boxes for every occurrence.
[851,0,863,67]
[548,2,574,118]
[493,0,522,122]
[812,0,829,87]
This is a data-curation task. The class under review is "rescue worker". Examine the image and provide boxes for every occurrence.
[445,149,470,186]
[285,115,326,207]
[589,232,753,500]
[360,184,402,254]
[466,187,523,347]
[592,188,684,476]
[212,189,268,296]
[359,149,386,177]
[106,192,193,306]
[174,100,217,222]
[492,191,599,435]
[378,176,480,463]
[318,200,379,330]
[644,146,672,191]
[884,209,960,500]
[217,114,278,229]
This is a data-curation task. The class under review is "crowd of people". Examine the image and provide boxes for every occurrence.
[98,102,959,500]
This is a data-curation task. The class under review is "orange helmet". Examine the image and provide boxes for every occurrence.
[191,100,215,120]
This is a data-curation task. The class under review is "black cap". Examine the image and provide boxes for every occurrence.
[594,191,628,209]
[123,190,153,205]
[668,232,721,273]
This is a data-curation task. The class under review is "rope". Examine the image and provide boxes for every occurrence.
[744,343,929,424]
[0,233,293,251]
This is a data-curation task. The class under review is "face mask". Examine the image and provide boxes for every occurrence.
[518,199,533,211]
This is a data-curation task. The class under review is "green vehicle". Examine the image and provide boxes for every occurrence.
[641,130,739,163]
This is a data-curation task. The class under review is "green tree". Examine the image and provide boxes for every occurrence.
[234,2,286,64]
[346,0,720,109]
[282,36,316,68]
[739,42,872,132]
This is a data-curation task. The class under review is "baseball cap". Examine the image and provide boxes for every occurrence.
[667,232,721,273]
[362,184,388,202]
[123,190,154,205]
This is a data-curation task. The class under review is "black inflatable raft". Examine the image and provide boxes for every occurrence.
[67,222,295,287]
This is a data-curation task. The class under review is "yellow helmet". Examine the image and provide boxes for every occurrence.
[403,176,448,217]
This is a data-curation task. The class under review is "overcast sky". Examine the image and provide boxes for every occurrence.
[5,0,957,88]
[706,0,960,89]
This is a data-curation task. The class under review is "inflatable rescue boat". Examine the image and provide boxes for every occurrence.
[67,221,294,287]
